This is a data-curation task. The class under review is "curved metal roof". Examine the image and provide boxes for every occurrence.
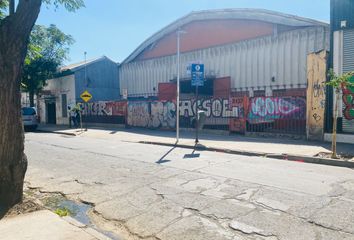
[122,8,328,64]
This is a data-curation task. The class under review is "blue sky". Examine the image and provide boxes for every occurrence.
[37,0,330,65]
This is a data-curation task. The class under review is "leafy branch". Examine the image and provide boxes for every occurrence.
[327,69,354,92]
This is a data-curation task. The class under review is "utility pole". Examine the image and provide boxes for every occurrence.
[176,29,186,143]
[84,51,88,131]
[84,51,87,87]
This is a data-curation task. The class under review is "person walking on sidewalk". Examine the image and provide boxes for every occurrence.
[74,107,81,128]
[68,106,76,128]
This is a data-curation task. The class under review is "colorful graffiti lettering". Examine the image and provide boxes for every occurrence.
[82,96,308,133]
[248,97,306,123]
[83,101,127,116]
[342,76,354,120]
[127,101,176,129]
[180,98,241,118]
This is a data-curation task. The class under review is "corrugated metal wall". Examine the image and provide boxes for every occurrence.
[75,58,120,102]
[342,29,354,133]
[120,26,329,97]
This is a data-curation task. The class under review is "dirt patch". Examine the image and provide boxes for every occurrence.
[4,198,43,218]
[1,186,44,219]
[316,152,354,161]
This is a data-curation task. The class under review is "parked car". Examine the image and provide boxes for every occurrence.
[22,107,38,130]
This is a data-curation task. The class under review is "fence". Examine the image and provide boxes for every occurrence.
[81,101,127,125]
[80,94,307,136]
[247,96,306,135]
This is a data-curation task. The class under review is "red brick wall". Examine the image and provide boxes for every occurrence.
[136,19,274,60]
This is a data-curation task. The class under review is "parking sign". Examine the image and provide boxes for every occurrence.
[191,64,204,87]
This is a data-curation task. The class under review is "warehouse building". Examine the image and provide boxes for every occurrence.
[119,9,329,135]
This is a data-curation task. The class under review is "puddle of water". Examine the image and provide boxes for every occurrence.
[43,195,121,240]
[59,200,91,225]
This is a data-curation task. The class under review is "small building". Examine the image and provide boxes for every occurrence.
[38,56,119,125]
[327,0,354,143]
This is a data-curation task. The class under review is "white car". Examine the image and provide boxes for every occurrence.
[22,107,38,130]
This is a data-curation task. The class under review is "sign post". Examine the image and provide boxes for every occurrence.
[80,90,92,132]
[191,64,204,144]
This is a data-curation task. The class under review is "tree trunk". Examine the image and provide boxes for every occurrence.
[29,90,35,107]
[331,89,340,159]
[0,0,42,212]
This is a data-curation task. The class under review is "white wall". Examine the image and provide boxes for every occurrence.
[39,74,76,125]
[21,92,37,108]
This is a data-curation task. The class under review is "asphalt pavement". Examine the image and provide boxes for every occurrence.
[23,131,354,240]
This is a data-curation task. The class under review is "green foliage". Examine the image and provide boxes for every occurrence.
[327,69,354,92]
[28,24,74,64]
[22,24,74,101]
[0,1,8,19]
[43,0,85,12]
[0,0,84,19]
[54,207,71,217]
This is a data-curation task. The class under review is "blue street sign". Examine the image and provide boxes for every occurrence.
[191,64,204,87]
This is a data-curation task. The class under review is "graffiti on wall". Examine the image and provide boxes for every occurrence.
[305,50,327,139]
[78,96,308,134]
[180,98,241,118]
[150,101,176,128]
[83,101,127,116]
[127,101,176,129]
[343,76,354,120]
[127,102,150,127]
[229,97,248,133]
[127,98,240,129]
[306,51,327,140]
[248,97,306,124]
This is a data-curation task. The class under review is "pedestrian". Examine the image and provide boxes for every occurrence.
[68,106,75,128]
[75,107,81,128]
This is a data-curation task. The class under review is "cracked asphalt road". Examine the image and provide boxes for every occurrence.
[24,132,354,240]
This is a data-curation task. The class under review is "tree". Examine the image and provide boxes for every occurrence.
[0,1,8,19]
[22,24,74,107]
[327,69,354,159]
[0,0,84,212]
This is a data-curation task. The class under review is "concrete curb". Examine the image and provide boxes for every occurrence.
[36,129,77,136]
[138,141,354,169]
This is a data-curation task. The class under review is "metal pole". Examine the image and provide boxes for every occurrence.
[195,86,199,144]
[176,31,181,143]
[84,52,87,86]
[80,111,83,132]
[84,52,88,131]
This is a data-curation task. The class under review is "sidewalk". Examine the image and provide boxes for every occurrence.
[0,210,111,240]
[36,124,354,168]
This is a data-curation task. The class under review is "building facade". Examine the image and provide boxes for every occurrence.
[327,0,354,142]
[38,56,119,125]
[119,9,329,135]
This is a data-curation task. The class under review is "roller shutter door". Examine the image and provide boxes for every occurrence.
[342,29,354,133]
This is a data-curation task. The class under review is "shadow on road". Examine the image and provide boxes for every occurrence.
[156,146,176,164]
[183,146,200,159]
